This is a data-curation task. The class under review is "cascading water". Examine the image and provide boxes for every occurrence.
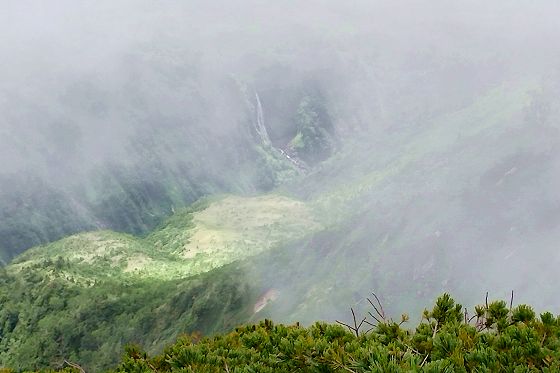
[255,92,272,146]
[253,91,307,171]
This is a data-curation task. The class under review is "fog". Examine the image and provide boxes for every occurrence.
[3,0,558,169]
[2,0,560,317]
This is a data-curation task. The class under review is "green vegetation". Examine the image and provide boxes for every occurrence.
[0,112,299,262]
[4,290,560,372]
[288,94,336,165]
[307,80,536,219]
[9,194,319,282]
[0,194,319,371]
[0,261,253,371]
[4,3,560,371]
[116,294,560,371]
[3,79,558,371]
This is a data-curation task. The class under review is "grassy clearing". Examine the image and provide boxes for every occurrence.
[9,194,321,282]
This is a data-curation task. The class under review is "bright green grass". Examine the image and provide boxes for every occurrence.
[9,194,321,282]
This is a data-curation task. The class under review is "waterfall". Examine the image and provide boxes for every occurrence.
[255,92,272,146]
[253,91,306,171]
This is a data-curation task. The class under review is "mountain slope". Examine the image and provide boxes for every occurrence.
[10,194,320,282]
[4,78,560,370]
[0,194,319,370]
[247,78,560,324]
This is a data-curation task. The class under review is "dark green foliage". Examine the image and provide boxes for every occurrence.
[3,291,560,372]
[110,294,560,372]
[289,94,335,165]
[0,263,254,372]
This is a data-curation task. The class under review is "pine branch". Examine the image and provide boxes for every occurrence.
[64,360,85,373]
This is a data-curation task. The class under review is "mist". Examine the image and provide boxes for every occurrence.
[2,0,560,324]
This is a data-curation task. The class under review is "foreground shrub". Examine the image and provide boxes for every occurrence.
[112,294,560,372]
